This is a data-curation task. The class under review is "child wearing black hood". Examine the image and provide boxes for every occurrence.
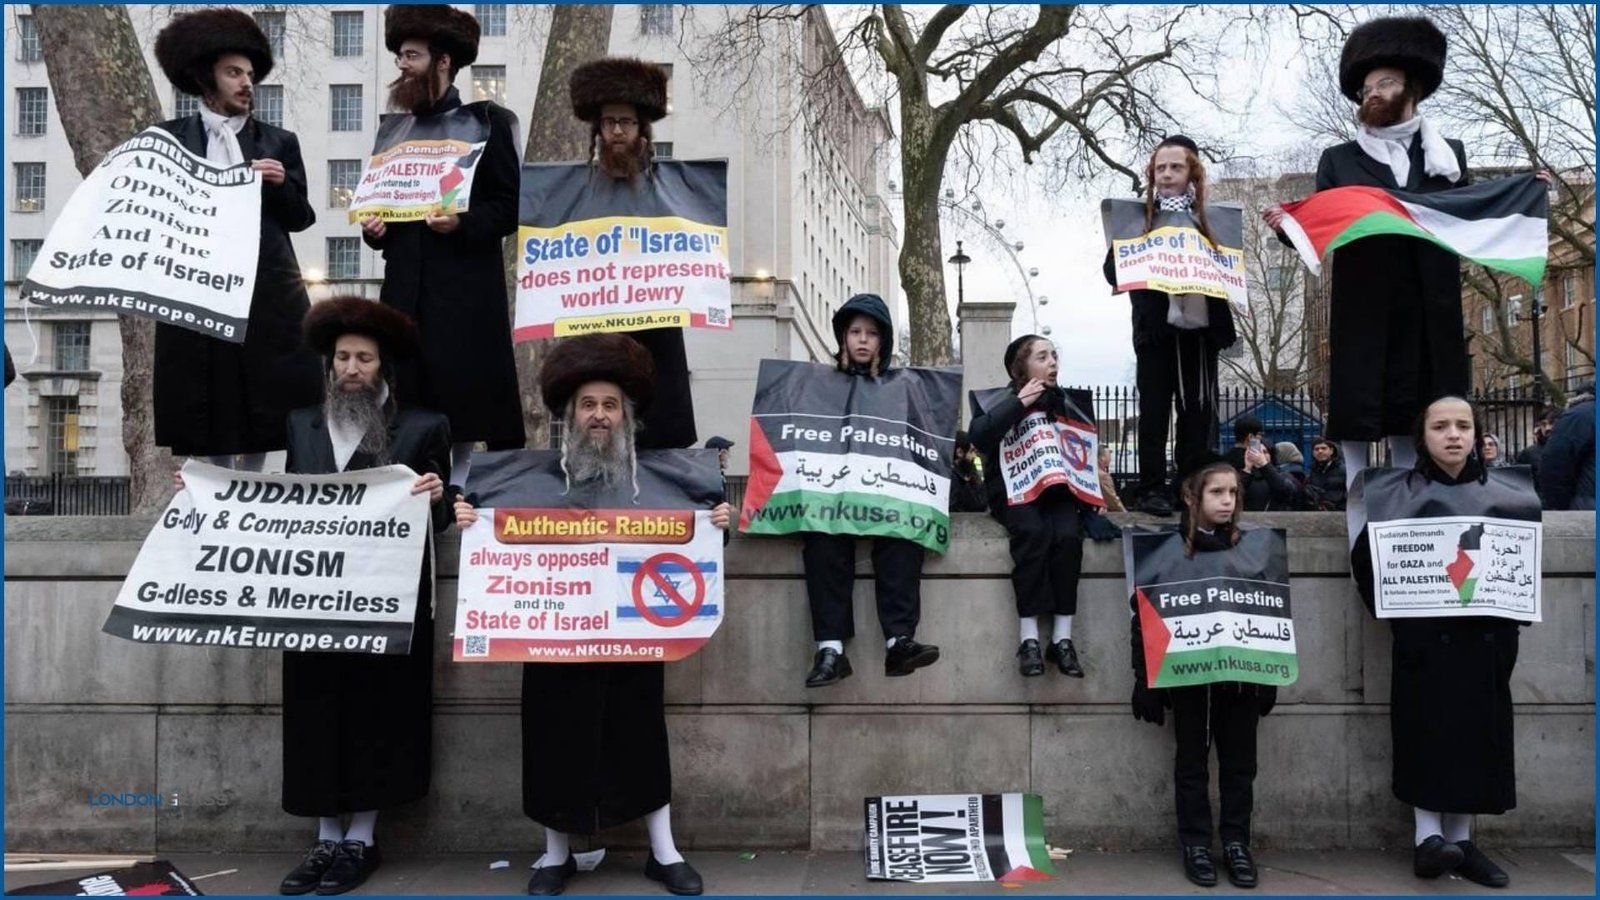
[800,294,940,688]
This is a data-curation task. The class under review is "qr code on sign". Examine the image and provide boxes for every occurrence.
[707,307,728,325]
[463,635,489,657]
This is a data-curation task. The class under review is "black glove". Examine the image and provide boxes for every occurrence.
[1256,685,1278,717]
[1131,681,1166,726]
[1081,508,1123,542]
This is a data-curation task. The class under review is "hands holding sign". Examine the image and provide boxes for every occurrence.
[251,158,286,186]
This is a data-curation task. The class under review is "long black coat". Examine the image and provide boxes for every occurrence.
[152,116,322,456]
[364,88,523,448]
[1352,460,1522,814]
[280,404,452,816]
[1313,137,1470,440]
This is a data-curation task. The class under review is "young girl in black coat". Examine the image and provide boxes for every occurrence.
[968,334,1088,677]
[1131,461,1274,889]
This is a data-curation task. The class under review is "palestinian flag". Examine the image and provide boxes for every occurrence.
[1280,173,1549,286]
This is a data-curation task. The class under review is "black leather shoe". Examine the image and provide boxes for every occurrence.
[1413,834,1465,878]
[885,637,940,676]
[1046,639,1085,677]
[645,855,704,896]
[1139,491,1175,517]
[805,648,852,688]
[315,841,380,895]
[1222,842,1258,889]
[1454,840,1510,888]
[280,840,338,895]
[1182,845,1218,887]
[1016,639,1045,676]
[527,856,578,896]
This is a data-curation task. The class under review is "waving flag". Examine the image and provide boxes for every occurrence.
[1279,173,1549,285]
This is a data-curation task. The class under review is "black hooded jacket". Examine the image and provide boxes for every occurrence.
[831,293,895,375]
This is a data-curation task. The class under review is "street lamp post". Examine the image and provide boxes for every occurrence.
[948,240,971,306]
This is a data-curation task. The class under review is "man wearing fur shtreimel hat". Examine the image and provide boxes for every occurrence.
[150,8,322,471]
[360,5,525,489]
[564,57,699,454]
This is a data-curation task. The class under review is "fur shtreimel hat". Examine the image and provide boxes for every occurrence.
[154,8,273,96]
[570,57,669,123]
[1339,16,1447,103]
[540,334,656,415]
[385,5,480,70]
[303,297,421,361]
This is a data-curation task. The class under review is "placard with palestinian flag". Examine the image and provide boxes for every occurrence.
[1102,198,1248,306]
[741,360,962,554]
[1352,467,1542,623]
[969,386,1104,508]
[864,793,1054,884]
[514,159,731,340]
[453,448,726,663]
[1278,173,1549,285]
[348,104,499,222]
[1125,526,1297,689]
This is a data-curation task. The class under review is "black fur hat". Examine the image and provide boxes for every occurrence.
[385,5,480,71]
[304,297,421,361]
[570,57,669,123]
[1339,16,1447,103]
[154,8,273,96]
[540,334,656,415]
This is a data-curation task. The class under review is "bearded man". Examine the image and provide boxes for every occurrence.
[151,8,321,470]
[1263,17,1468,477]
[360,5,523,486]
[272,297,451,896]
[455,334,730,896]
[563,58,698,451]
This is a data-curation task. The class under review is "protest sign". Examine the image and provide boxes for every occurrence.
[348,105,497,222]
[741,360,962,554]
[864,793,1054,883]
[1101,198,1247,306]
[454,448,725,663]
[5,861,202,896]
[103,461,431,655]
[22,127,260,342]
[1352,467,1542,623]
[513,159,732,339]
[970,387,1104,508]
[1125,526,1297,688]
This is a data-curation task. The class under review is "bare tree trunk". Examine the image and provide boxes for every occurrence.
[34,5,173,512]
[898,175,953,366]
[507,4,615,449]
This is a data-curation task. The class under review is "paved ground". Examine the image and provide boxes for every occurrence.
[3,849,1594,895]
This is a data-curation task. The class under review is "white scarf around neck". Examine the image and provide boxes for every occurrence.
[197,105,247,167]
[1356,115,1460,187]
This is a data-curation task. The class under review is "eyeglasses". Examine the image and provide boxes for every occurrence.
[395,50,428,64]
[600,116,639,132]
[1358,77,1404,101]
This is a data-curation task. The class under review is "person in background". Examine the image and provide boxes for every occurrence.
[703,436,734,474]
[1303,437,1348,511]
[950,431,989,513]
[1482,433,1506,468]
[1538,387,1595,511]
[1098,446,1127,512]
[1225,417,1299,512]
[1274,441,1308,487]
[1515,409,1556,492]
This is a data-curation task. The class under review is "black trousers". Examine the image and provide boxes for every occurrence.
[1136,329,1219,492]
[1171,684,1260,847]
[801,532,924,642]
[1002,492,1083,618]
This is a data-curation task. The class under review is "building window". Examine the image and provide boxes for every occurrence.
[653,142,673,159]
[1566,342,1585,373]
[1507,374,1522,391]
[639,4,674,35]
[1480,305,1495,334]
[330,85,363,131]
[17,14,41,62]
[476,4,507,37]
[548,418,564,451]
[254,12,286,61]
[13,162,44,212]
[332,11,364,57]
[54,321,90,372]
[471,65,506,105]
[174,90,201,118]
[11,239,41,281]
[44,397,80,476]
[255,85,284,128]
[1506,294,1523,329]
[328,159,361,208]
[16,87,47,135]
[326,237,360,279]
[1563,275,1578,310]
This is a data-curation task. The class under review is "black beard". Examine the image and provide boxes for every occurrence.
[388,73,439,115]
[327,375,390,463]
[1358,94,1408,128]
